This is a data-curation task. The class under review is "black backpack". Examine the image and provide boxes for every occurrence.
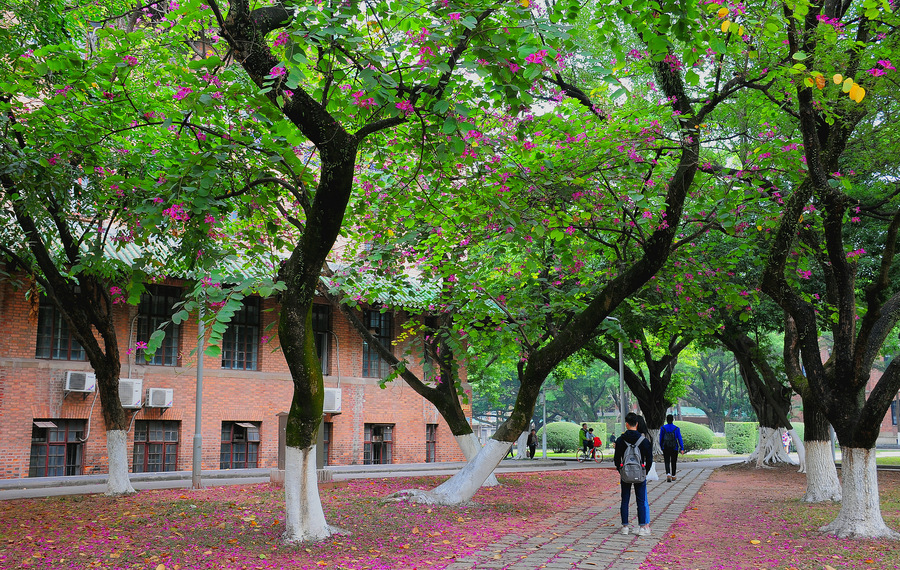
[620,435,646,484]
[662,427,678,450]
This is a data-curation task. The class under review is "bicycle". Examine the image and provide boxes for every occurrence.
[576,447,604,463]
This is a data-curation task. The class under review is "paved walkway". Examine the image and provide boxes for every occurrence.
[445,467,713,570]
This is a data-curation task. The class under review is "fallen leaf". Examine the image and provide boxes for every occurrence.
[749,540,761,545]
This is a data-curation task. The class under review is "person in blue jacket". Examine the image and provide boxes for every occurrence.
[659,414,685,482]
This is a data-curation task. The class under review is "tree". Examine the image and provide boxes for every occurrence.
[681,348,743,433]
[0,0,205,495]
[196,0,582,541]
[755,0,900,538]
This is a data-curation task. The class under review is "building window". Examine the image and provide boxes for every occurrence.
[35,298,86,361]
[312,304,331,375]
[222,297,260,371]
[425,424,437,463]
[364,423,393,465]
[133,420,179,473]
[323,421,333,466]
[29,420,85,477]
[137,285,182,366]
[220,421,260,469]
[362,310,392,377]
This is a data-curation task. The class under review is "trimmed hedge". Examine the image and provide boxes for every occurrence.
[675,421,714,452]
[537,422,581,452]
[725,422,759,454]
[537,421,608,452]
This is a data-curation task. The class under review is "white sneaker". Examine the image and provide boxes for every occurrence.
[637,526,651,536]
[621,525,630,535]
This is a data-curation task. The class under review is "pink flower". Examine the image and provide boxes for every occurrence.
[395,100,414,115]
[122,55,138,66]
[525,50,548,65]
[878,59,895,70]
[270,65,287,77]
[173,86,193,100]
[448,12,461,20]
[272,31,289,48]
[48,154,59,165]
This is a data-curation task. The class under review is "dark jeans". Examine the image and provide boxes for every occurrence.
[620,480,649,526]
[528,444,536,458]
[663,448,679,476]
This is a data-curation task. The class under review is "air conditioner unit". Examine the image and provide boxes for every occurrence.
[65,371,96,393]
[146,388,173,408]
[119,378,143,408]
[323,387,342,414]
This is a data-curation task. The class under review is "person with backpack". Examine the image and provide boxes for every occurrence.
[659,414,685,482]
[614,412,654,536]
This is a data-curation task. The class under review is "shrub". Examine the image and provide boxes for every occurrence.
[725,422,759,454]
[585,422,608,447]
[789,421,804,441]
[538,422,581,452]
[676,421,715,452]
[711,435,727,449]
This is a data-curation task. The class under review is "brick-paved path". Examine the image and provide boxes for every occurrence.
[444,467,713,570]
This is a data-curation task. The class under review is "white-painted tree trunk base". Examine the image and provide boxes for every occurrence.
[456,434,500,487]
[820,448,900,539]
[649,428,661,456]
[283,445,333,543]
[105,430,136,496]
[746,427,795,467]
[390,439,510,505]
[803,440,841,503]
[790,429,806,473]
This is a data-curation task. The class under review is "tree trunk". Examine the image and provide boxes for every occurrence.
[803,440,841,502]
[105,430,135,495]
[789,428,806,472]
[390,439,511,504]
[283,446,330,542]
[747,427,794,466]
[801,397,841,501]
[456,433,500,487]
[820,448,898,538]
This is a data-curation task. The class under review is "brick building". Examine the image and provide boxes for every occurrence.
[0,275,469,480]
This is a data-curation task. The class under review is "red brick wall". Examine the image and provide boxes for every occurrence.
[0,279,468,479]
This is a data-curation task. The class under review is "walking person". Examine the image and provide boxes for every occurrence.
[614,412,654,536]
[659,414,685,482]
[527,429,537,459]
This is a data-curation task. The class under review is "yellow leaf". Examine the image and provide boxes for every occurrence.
[852,85,865,103]
[316,562,327,567]
[717,6,729,17]
[757,225,763,231]
[842,78,854,93]
[156,565,167,570]
[815,75,826,89]
[457,517,465,522]
[412,527,419,534]
[520,0,529,6]
[721,20,730,32]
[825,566,837,570]
[833,73,843,84]
[749,539,761,545]
[738,26,745,35]
[803,77,814,88]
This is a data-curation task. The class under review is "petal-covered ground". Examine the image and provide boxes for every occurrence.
[2,465,900,569]
[642,463,900,570]
[0,469,621,569]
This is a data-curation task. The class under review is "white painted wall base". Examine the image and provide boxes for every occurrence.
[820,448,900,539]
[105,430,136,496]
[283,445,332,543]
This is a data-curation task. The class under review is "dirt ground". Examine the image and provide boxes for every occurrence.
[643,463,900,569]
